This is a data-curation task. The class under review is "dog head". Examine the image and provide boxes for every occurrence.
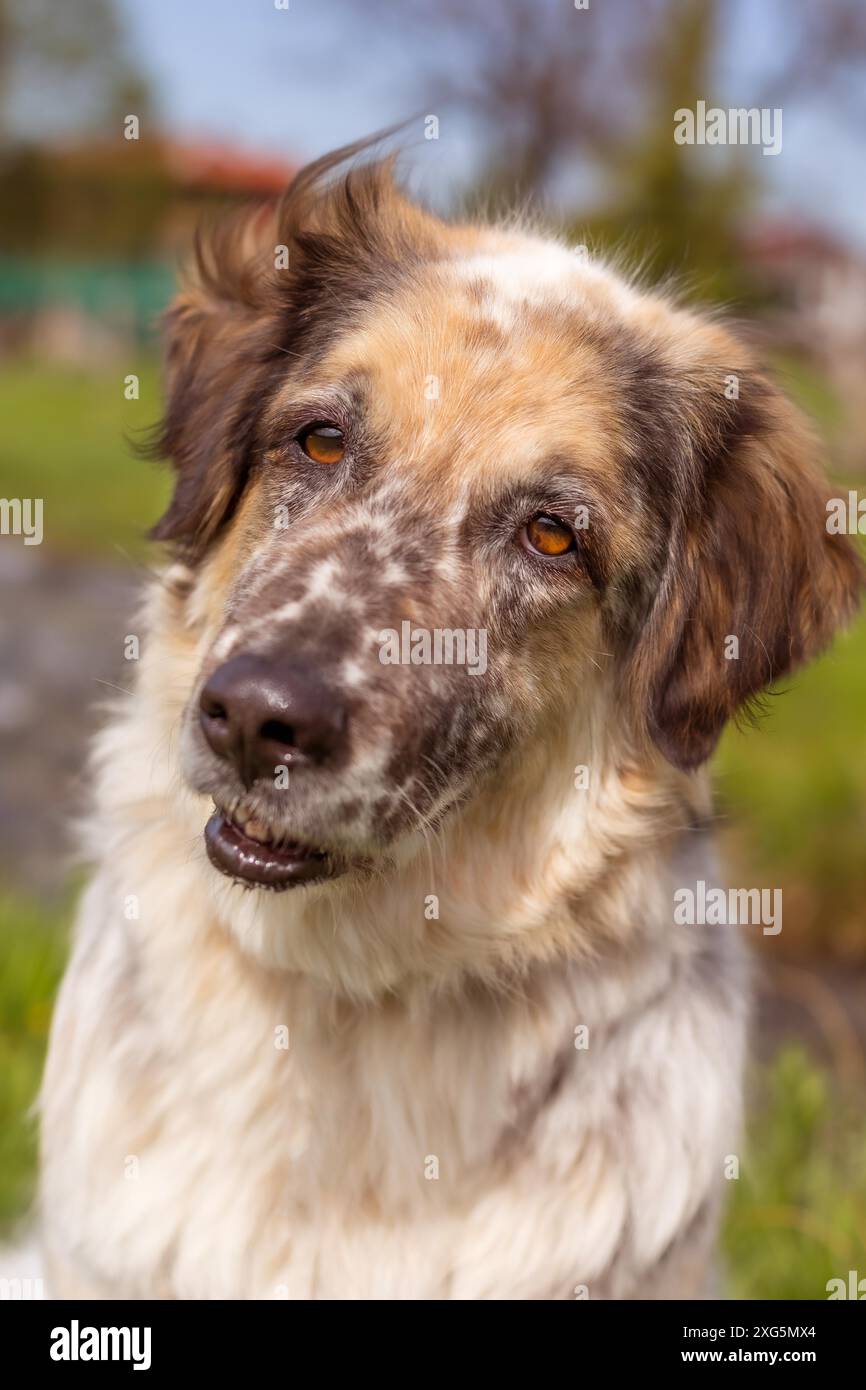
[150,147,863,897]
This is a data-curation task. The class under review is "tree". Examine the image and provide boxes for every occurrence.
[0,0,154,144]
[360,0,866,204]
[355,0,866,299]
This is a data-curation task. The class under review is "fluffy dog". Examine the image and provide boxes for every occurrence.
[39,146,862,1299]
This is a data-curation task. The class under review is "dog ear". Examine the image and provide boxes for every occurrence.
[148,145,426,556]
[148,208,285,553]
[629,367,864,770]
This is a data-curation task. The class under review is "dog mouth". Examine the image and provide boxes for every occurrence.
[204,804,337,890]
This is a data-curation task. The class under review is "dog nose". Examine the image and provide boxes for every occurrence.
[199,654,348,786]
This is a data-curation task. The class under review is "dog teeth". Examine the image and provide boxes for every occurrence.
[243,818,271,844]
[213,802,296,849]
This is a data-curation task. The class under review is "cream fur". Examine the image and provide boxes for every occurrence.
[39,570,747,1300]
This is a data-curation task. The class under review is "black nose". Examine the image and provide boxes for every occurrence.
[199,653,348,787]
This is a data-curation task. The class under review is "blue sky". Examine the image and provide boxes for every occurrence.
[118,0,866,246]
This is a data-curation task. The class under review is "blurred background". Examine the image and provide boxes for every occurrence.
[1,0,865,1299]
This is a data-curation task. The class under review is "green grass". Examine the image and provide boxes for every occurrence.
[0,359,169,559]
[715,609,866,957]
[725,1048,866,1299]
[0,894,68,1230]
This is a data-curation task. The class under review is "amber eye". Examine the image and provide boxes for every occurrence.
[523,513,576,557]
[298,423,345,465]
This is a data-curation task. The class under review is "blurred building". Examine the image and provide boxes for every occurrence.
[742,221,866,363]
[742,221,866,470]
[0,139,298,361]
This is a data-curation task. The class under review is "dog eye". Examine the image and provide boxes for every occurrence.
[522,514,576,557]
[298,423,345,465]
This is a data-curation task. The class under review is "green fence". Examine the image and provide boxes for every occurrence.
[0,255,176,345]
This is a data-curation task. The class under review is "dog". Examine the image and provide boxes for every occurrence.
[39,144,863,1299]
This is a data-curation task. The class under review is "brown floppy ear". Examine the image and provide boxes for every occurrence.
[631,368,864,770]
[148,208,287,553]
[148,143,429,555]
